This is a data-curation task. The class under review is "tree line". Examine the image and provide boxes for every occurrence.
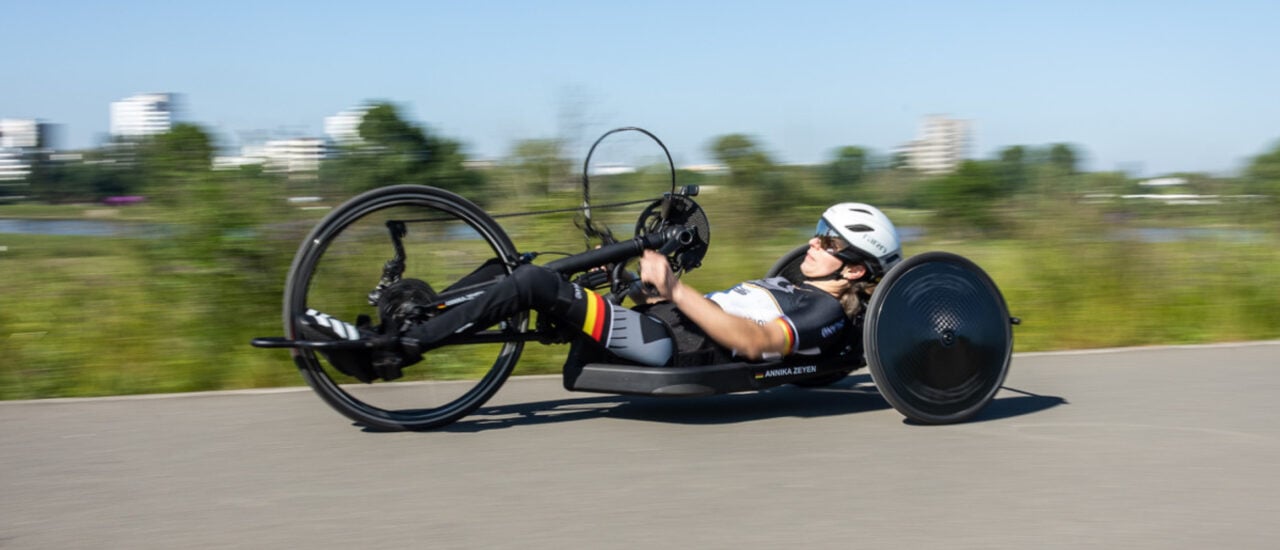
[8,100,1280,234]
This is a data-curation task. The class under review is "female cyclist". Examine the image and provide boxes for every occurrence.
[298,203,902,382]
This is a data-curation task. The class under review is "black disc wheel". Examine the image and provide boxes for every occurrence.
[864,252,1013,424]
[283,185,526,431]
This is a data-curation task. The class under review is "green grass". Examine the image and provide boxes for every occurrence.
[0,203,161,221]
[3,206,1279,399]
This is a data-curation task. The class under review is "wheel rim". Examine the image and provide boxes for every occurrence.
[284,187,524,430]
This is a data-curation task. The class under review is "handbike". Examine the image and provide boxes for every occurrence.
[252,127,1018,431]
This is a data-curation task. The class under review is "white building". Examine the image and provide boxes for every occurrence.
[262,138,326,173]
[110,93,174,138]
[0,119,45,149]
[901,115,971,174]
[0,119,51,183]
[324,107,368,146]
[0,150,30,182]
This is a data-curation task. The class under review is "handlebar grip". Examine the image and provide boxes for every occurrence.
[627,279,661,299]
[657,228,693,255]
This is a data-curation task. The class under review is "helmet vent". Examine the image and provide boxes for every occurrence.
[846,224,874,232]
[850,208,872,215]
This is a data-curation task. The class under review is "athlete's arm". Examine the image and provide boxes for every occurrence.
[639,250,791,360]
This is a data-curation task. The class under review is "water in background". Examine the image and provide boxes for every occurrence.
[0,219,158,237]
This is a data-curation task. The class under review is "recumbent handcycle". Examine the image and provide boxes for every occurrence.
[253,128,1017,431]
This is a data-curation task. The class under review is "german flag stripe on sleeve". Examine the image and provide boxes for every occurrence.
[581,289,608,341]
[774,317,796,355]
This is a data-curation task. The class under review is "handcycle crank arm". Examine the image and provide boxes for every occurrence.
[542,226,694,276]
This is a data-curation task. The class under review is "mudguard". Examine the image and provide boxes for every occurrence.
[863,251,1014,424]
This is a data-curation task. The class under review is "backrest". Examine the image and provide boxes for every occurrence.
[765,244,809,286]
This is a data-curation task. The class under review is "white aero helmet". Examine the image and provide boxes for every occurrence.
[816,203,903,279]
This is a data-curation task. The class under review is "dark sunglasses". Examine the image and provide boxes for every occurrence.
[814,220,850,255]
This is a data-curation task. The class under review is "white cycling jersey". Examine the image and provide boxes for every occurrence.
[706,276,850,359]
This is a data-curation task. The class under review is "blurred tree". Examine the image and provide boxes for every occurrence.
[1245,139,1280,196]
[999,145,1026,165]
[921,160,1004,232]
[710,134,773,189]
[889,151,911,171]
[858,168,920,208]
[826,146,868,188]
[144,124,215,173]
[996,145,1030,195]
[708,134,810,218]
[135,123,216,204]
[1048,143,1079,174]
[325,101,485,197]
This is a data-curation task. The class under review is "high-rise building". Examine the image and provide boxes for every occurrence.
[110,93,174,138]
[901,115,971,174]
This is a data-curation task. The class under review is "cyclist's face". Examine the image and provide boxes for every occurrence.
[800,235,845,277]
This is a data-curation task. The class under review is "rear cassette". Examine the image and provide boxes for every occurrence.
[864,252,1013,424]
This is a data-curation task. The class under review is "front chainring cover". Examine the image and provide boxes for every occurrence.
[634,195,710,275]
[863,251,1013,424]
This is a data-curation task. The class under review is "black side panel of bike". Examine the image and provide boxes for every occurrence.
[569,362,762,397]
[863,251,1013,424]
[563,340,861,397]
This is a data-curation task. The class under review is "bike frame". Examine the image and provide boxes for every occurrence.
[252,217,696,352]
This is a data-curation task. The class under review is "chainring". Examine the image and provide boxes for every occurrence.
[863,251,1013,424]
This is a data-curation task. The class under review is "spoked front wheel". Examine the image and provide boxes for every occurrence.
[283,185,526,431]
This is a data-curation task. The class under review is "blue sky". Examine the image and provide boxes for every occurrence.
[5,0,1278,175]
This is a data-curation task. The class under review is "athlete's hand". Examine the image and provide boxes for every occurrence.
[639,250,677,300]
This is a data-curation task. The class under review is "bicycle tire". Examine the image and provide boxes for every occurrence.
[283,185,525,431]
[863,251,1012,424]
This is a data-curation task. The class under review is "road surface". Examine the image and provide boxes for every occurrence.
[2,342,1278,549]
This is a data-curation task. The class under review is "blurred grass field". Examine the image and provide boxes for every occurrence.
[2,191,1278,399]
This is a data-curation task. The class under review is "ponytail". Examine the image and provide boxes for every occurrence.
[837,280,877,318]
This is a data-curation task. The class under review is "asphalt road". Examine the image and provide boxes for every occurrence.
[3,342,1278,549]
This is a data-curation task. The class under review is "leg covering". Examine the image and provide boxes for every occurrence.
[402,265,675,366]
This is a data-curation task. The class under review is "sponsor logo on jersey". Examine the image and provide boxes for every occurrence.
[820,318,847,339]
